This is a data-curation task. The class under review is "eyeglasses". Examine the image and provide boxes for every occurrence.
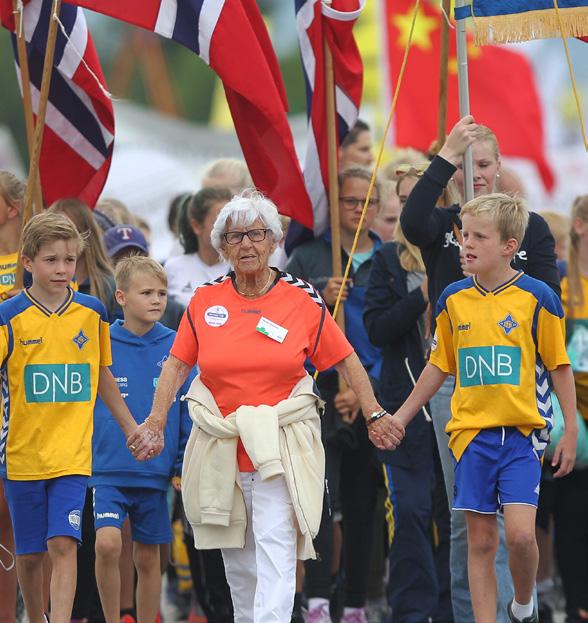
[223,228,270,245]
[339,197,379,210]
[394,162,429,177]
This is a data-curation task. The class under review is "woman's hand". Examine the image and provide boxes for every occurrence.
[367,413,405,450]
[322,277,351,306]
[438,116,478,166]
[127,417,164,461]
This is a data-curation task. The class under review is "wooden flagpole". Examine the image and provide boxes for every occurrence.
[16,0,62,289]
[12,0,44,215]
[324,41,346,333]
[436,0,451,152]
[324,32,350,404]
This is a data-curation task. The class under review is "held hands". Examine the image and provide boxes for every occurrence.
[127,417,164,462]
[367,412,405,450]
[334,388,361,423]
[322,277,351,307]
[552,428,577,478]
[438,115,478,166]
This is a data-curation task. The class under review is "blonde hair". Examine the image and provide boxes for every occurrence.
[114,255,167,292]
[96,198,136,226]
[541,211,569,246]
[381,148,426,182]
[567,195,588,312]
[395,168,460,208]
[201,158,253,194]
[473,125,500,161]
[0,171,25,211]
[392,185,425,271]
[461,193,528,248]
[338,167,381,203]
[395,226,425,273]
[21,212,85,259]
[48,198,113,304]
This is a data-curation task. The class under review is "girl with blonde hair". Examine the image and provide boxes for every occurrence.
[48,198,119,319]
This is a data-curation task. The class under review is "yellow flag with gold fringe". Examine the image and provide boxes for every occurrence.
[465,1,588,44]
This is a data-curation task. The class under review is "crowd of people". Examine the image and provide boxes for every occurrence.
[0,114,586,623]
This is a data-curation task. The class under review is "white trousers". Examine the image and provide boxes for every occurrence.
[221,472,297,623]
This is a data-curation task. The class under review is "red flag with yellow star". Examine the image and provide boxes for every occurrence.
[384,0,554,191]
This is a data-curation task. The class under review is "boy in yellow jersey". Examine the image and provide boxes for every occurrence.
[0,213,163,623]
[390,194,577,623]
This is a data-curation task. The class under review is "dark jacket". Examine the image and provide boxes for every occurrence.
[364,242,433,468]
[400,156,561,329]
[286,230,383,379]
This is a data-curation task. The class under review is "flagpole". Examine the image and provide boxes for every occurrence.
[324,30,353,407]
[17,0,62,289]
[436,0,451,151]
[324,40,346,334]
[12,0,44,217]
[454,0,474,202]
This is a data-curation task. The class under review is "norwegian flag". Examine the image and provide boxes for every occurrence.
[64,0,314,229]
[295,0,363,236]
[0,0,114,207]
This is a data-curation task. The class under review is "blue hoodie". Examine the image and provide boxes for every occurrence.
[90,320,194,490]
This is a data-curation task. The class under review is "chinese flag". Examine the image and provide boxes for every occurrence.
[384,0,554,191]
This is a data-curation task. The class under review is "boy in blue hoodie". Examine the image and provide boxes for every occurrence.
[90,256,193,623]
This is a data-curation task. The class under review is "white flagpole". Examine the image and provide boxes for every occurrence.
[454,0,474,202]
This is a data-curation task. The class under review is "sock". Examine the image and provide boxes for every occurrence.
[343,607,364,615]
[309,598,329,612]
[511,599,534,620]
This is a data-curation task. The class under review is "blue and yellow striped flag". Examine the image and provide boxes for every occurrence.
[467,0,588,44]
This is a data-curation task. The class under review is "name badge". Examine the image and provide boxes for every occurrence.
[256,317,288,343]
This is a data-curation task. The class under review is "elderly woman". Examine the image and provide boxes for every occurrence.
[131,190,404,622]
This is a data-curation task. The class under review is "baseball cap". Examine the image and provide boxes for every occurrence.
[104,224,149,257]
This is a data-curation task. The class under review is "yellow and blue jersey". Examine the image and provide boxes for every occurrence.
[430,271,569,461]
[0,288,111,480]
[0,253,17,301]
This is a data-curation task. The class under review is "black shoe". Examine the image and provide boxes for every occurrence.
[507,600,538,623]
[537,603,553,623]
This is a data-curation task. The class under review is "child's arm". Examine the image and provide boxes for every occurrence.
[394,363,448,429]
[550,364,578,478]
[98,367,163,461]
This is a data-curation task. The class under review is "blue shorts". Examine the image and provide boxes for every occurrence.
[3,475,87,554]
[452,427,543,514]
[92,485,172,544]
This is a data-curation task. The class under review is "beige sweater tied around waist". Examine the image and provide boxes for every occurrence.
[181,373,325,560]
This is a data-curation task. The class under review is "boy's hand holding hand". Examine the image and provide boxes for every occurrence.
[127,417,164,461]
[552,426,578,478]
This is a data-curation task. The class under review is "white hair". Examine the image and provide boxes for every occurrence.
[211,189,283,256]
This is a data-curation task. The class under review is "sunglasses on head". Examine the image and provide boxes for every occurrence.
[394,162,429,177]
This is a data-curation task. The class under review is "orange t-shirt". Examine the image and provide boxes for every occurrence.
[171,272,353,471]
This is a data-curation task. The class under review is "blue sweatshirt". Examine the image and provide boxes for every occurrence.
[90,320,193,490]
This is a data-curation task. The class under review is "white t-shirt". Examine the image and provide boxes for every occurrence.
[164,253,230,307]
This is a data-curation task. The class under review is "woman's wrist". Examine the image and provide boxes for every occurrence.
[366,409,388,427]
